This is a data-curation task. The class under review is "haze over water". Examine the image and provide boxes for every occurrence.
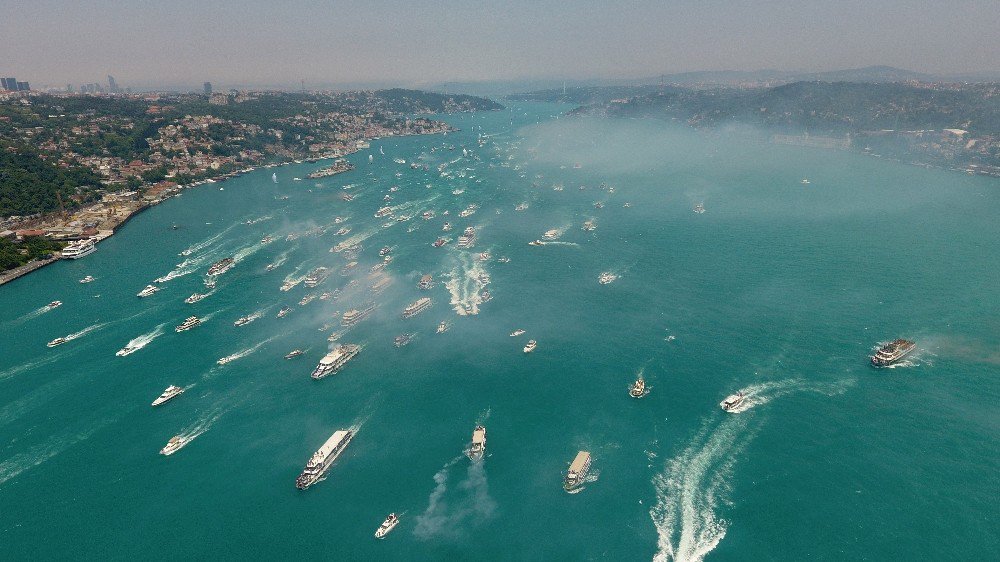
[1,103,997,560]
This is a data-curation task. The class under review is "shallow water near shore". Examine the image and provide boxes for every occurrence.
[1,102,998,561]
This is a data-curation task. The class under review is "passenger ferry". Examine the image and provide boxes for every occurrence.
[174,316,201,332]
[295,430,354,489]
[870,339,917,367]
[403,297,432,318]
[61,238,96,259]
[311,344,361,379]
[564,451,591,491]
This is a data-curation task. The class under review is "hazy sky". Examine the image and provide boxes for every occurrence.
[3,0,998,89]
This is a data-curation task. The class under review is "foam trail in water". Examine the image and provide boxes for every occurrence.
[116,323,167,356]
[216,335,276,365]
[724,378,853,414]
[179,225,235,257]
[0,420,109,487]
[10,303,58,325]
[61,322,108,342]
[0,354,63,381]
[444,251,489,316]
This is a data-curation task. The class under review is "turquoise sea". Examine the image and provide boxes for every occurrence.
[1,103,998,561]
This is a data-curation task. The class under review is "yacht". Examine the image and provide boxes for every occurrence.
[514,202,529,211]
[374,206,393,218]
[159,435,189,456]
[280,280,298,292]
[284,349,304,359]
[693,203,706,214]
[151,385,185,406]
[61,238,97,259]
[582,219,596,231]
[598,272,617,285]
[47,337,67,348]
[510,329,525,337]
[79,275,95,284]
[342,303,376,326]
[564,451,592,491]
[261,235,274,244]
[379,246,392,256]
[801,178,811,185]
[422,211,435,220]
[528,240,545,246]
[296,430,354,489]
[47,300,62,308]
[207,257,235,276]
[174,316,201,332]
[277,306,292,318]
[542,229,559,240]
[266,262,279,272]
[720,391,745,412]
[433,237,448,247]
[310,344,361,379]
[480,290,492,303]
[468,426,487,461]
[436,321,450,334]
[418,275,434,289]
[137,285,159,297]
[442,222,452,231]
[335,227,351,236]
[403,297,432,318]
[299,294,316,306]
[374,514,400,539]
[394,333,414,347]
[870,339,917,367]
[629,378,646,398]
[185,292,209,304]
[523,340,537,353]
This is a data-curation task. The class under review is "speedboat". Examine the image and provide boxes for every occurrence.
[47,300,63,308]
[185,292,209,304]
[374,514,400,539]
[528,240,544,246]
[79,276,95,284]
[436,321,450,334]
[523,340,537,353]
[151,385,184,406]
[720,391,745,412]
[510,329,525,337]
[598,272,617,285]
[542,229,559,240]
[284,349,304,359]
[47,337,68,348]
[159,435,188,456]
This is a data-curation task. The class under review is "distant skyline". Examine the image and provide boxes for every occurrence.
[4,0,999,90]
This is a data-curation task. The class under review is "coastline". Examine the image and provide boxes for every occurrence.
[0,125,459,288]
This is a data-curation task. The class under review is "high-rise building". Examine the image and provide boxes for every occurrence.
[108,75,119,93]
[203,81,212,95]
[16,81,29,91]
[1,77,17,91]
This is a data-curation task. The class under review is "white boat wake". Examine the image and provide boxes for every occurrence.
[724,378,854,414]
[216,336,276,366]
[650,377,854,561]
[0,420,109,487]
[444,251,490,316]
[116,323,167,356]
[59,322,108,343]
[650,415,753,562]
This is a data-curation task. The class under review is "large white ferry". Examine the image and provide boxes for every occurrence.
[61,238,96,259]
[342,303,376,326]
[295,430,354,489]
[457,227,476,248]
[304,267,329,288]
[207,257,234,276]
[311,344,361,379]
[402,297,432,318]
[564,451,592,491]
